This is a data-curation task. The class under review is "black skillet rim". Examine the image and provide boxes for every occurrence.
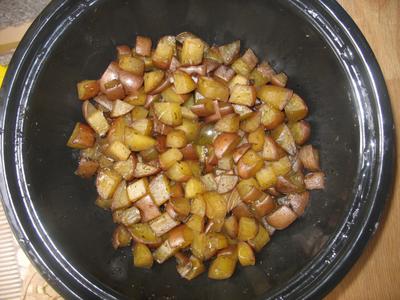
[0,0,395,299]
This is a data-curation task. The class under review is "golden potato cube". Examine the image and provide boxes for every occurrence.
[111,180,130,211]
[231,58,252,77]
[129,223,161,247]
[191,232,207,260]
[124,127,156,151]
[248,126,266,152]
[112,206,141,226]
[181,38,205,65]
[260,104,285,130]
[204,192,227,220]
[133,243,153,269]
[131,118,153,136]
[238,217,258,241]
[67,122,95,149]
[152,35,176,69]
[96,168,122,199]
[237,241,256,266]
[153,239,177,263]
[271,124,297,155]
[149,174,171,206]
[166,130,187,148]
[135,35,152,57]
[284,93,309,122]
[154,102,183,126]
[208,255,237,280]
[170,197,191,217]
[256,166,277,189]
[127,178,149,202]
[218,40,240,65]
[215,113,240,133]
[240,111,261,133]
[144,69,165,93]
[237,149,264,179]
[83,101,110,136]
[113,155,136,180]
[106,141,131,161]
[197,77,229,101]
[112,225,132,249]
[119,56,144,76]
[176,119,200,142]
[131,106,149,120]
[107,117,126,144]
[125,88,147,106]
[110,100,134,118]
[159,148,183,170]
[223,215,238,238]
[257,85,293,110]
[190,195,206,217]
[186,215,205,232]
[166,161,192,182]
[248,224,270,252]
[185,178,205,199]
[162,86,190,104]
[271,156,292,176]
[77,80,99,100]
[228,74,249,91]
[149,213,180,237]
[176,255,206,280]
[173,71,196,94]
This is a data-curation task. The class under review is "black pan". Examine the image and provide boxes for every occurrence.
[0,0,394,299]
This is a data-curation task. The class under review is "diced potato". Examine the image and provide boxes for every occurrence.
[135,35,152,57]
[224,215,238,238]
[271,72,288,87]
[208,254,237,280]
[205,218,225,234]
[125,89,147,106]
[252,194,276,218]
[107,118,125,144]
[271,124,297,155]
[168,224,194,249]
[166,161,192,182]
[185,178,205,199]
[218,40,240,65]
[249,69,270,87]
[112,206,141,226]
[214,113,240,133]
[95,197,113,210]
[103,78,126,100]
[112,225,132,249]
[256,166,277,190]
[113,155,136,180]
[217,156,234,170]
[248,127,265,152]
[204,192,227,220]
[181,38,204,65]
[133,243,153,268]
[204,233,229,259]
[231,58,252,77]
[262,136,286,161]
[288,192,310,216]
[299,145,320,171]
[159,148,183,170]
[173,71,196,94]
[237,241,255,266]
[140,147,159,162]
[130,118,153,136]
[240,111,261,133]
[257,85,293,110]
[144,70,165,93]
[135,194,161,222]
[149,174,170,206]
[237,149,264,179]
[105,141,131,161]
[271,156,292,176]
[229,85,256,106]
[150,212,180,236]
[304,172,325,190]
[170,197,191,217]
[213,132,241,159]
[82,101,110,136]
[153,102,182,126]
[166,130,187,148]
[96,168,122,199]
[77,80,99,100]
[197,77,229,101]
[152,35,176,69]
[236,178,262,203]
[260,104,285,130]
[228,74,249,91]
[232,202,253,219]
[216,174,238,194]
[129,223,162,247]
[153,239,177,263]
[190,195,206,217]
[191,232,207,260]
[238,217,258,241]
[284,93,308,122]
[226,188,242,212]
[266,206,297,230]
[288,120,311,145]
[176,119,200,142]
[248,224,270,252]
[124,127,156,151]
[67,122,95,149]
[119,56,144,76]
[170,182,184,199]
[162,86,190,104]
[127,178,149,202]
[176,255,206,280]
[133,162,160,178]
[241,49,258,70]
[201,173,218,191]
[186,215,205,232]
[111,180,131,211]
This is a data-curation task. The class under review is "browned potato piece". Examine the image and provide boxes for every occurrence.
[216,174,239,194]
[154,102,183,126]
[166,130,187,148]
[236,178,261,202]
[75,158,99,178]
[237,149,264,179]
[260,104,285,130]
[77,80,99,100]
[215,113,240,133]
[205,218,225,234]
[208,254,237,280]
[170,197,191,217]
[218,40,240,65]
[153,239,177,263]
[238,217,258,241]
[119,56,145,76]
[180,144,198,160]
[289,121,311,145]
[82,101,110,136]
[162,86,190,104]
[304,172,325,190]
[237,241,255,266]
[105,141,131,161]
[232,143,251,164]
[112,225,132,249]
[110,99,134,118]
[229,74,249,91]
[186,215,205,232]
[95,197,113,210]
[96,168,122,199]
[181,38,205,66]
[111,180,131,211]
[257,85,293,110]
[166,161,192,182]
[191,195,206,217]
[124,127,156,151]
[213,132,241,159]
[144,69,164,93]
[191,232,207,260]
[150,212,180,237]
[288,192,310,216]
[112,206,141,226]
[262,136,286,161]
[248,127,265,152]
[135,194,161,222]
[93,94,113,112]
[168,224,194,249]
[276,174,304,194]
[224,215,238,238]
[271,124,297,156]
[176,119,200,142]
[133,162,160,178]
[152,35,176,69]
[266,206,297,230]
[113,155,136,180]
[185,178,205,199]
[256,166,277,190]
[176,255,206,280]
[252,194,276,218]
[204,192,227,220]
[285,93,308,122]
[229,85,256,106]
[127,178,149,202]
[125,89,147,106]
[149,174,171,206]
[173,71,196,94]
[271,72,288,87]
[248,224,270,252]
[133,243,153,268]
[232,202,253,219]
[240,111,261,133]
[130,118,153,136]
[270,156,292,177]
[107,117,125,144]
[231,58,252,77]
[214,65,235,82]
[135,35,152,56]
[197,77,229,101]
[159,148,183,170]
[67,122,95,149]
[129,223,162,247]
[299,145,320,171]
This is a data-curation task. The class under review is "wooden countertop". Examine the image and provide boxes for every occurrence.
[326,1,400,299]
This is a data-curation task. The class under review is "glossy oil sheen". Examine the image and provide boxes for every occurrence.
[0,0,394,299]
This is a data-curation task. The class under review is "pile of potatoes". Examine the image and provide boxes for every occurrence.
[67,32,325,280]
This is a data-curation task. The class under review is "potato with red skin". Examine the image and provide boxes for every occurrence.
[135,36,152,56]
[213,132,241,159]
[77,80,99,100]
[67,122,95,149]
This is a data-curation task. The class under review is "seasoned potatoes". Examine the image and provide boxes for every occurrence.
[68,32,325,281]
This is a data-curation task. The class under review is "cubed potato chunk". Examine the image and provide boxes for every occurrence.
[82,101,110,136]
[260,104,285,130]
[166,130,187,148]
[67,122,95,149]
[240,111,261,133]
[111,180,131,211]
[135,36,152,57]
[77,80,99,100]
[127,178,149,202]
[176,119,200,142]
[215,113,240,133]
[237,149,264,179]
[262,136,286,161]
[133,243,153,268]
[248,224,270,252]
[119,56,145,76]
[96,169,122,199]
[144,69,165,93]
[266,206,297,230]
[166,161,192,182]
[181,38,204,65]
[288,120,311,145]
[299,145,320,171]
[271,124,297,156]
[154,102,183,126]
[130,118,153,136]
[185,178,205,199]
[218,40,240,65]
[256,166,277,190]
[186,215,205,232]
[229,85,256,106]
[173,71,196,94]
[204,192,227,220]
[105,141,131,161]
[238,217,258,241]
[224,215,238,238]
[112,206,141,226]
[112,225,132,249]
[208,255,237,280]
[150,213,180,237]
[124,127,156,151]
[237,241,255,266]
[285,93,308,122]
[135,194,161,222]
[149,174,171,206]
[248,126,265,152]
[176,255,206,280]
[152,36,176,69]
[159,148,183,170]
[257,85,293,110]
[129,223,162,247]
[197,77,229,101]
